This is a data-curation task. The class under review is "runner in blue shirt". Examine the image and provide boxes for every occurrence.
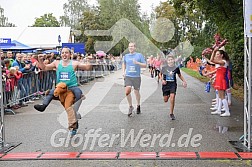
[122,42,146,116]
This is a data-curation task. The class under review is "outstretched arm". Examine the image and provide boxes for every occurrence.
[77,61,92,71]
[37,54,56,70]
[202,55,215,65]
[203,69,216,77]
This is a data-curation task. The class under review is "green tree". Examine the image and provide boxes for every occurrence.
[170,0,216,60]
[0,5,15,27]
[78,8,102,53]
[32,13,60,27]
[97,0,150,55]
[172,0,243,85]
[154,1,178,49]
[60,0,89,29]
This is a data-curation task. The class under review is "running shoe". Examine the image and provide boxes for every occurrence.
[170,114,176,120]
[34,104,47,112]
[128,106,134,116]
[137,105,141,114]
[70,129,77,136]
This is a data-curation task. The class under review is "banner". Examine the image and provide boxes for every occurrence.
[0,38,11,44]
[245,0,252,37]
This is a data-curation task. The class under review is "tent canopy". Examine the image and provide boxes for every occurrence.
[0,40,34,50]
[0,27,71,49]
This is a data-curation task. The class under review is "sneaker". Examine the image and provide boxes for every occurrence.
[212,101,217,105]
[28,99,35,103]
[170,114,176,120]
[210,107,218,111]
[34,104,47,112]
[211,110,221,115]
[220,112,230,117]
[128,106,134,116]
[70,129,77,137]
[76,112,81,120]
[136,105,141,114]
[23,101,29,105]
[81,94,86,100]
[34,97,40,100]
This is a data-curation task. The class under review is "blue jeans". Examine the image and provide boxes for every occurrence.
[18,79,28,104]
[43,86,83,112]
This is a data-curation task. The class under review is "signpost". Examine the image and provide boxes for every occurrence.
[0,39,21,153]
[243,0,252,150]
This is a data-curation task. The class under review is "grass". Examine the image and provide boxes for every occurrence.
[181,67,244,101]
[181,67,210,83]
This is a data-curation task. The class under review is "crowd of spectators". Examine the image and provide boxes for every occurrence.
[0,49,122,111]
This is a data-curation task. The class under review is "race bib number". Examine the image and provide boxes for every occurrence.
[166,71,175,81]
[59,72,70,80]
[129,66,136,73]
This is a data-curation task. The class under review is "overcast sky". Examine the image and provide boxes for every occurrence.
[0,0,166,27]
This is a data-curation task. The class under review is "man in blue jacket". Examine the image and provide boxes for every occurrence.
[12,53,30,107]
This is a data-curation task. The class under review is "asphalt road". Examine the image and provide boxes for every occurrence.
[1,69,249,166]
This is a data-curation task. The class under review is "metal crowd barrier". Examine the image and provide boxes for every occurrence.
[76,63,121,84]
[1,63,119,114]
[2,70,56,114]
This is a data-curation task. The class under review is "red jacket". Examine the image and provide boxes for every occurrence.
[7,71,22,91]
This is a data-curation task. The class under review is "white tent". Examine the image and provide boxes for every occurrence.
[0,27,72,49]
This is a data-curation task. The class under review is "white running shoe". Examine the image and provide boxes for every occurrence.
[210,107,218,111]
[128,106,134,116]
[212,101,217,105]
[220,112,230,117]
[211,110,221,115]
[76,112,81,119]
[28,99,35,103]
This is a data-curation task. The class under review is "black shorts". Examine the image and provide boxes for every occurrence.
[155,69,160,77]
[162,82,177,96]
[124,76,141,90]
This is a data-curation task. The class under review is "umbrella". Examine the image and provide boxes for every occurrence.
[96,51,106,57]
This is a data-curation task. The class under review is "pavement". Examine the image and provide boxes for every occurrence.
[1,68,251,167]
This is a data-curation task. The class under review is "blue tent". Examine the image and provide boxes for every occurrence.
[0,40,34,50]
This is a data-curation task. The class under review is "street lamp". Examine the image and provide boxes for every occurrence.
[57,35,61,52]
[58,35,61,46]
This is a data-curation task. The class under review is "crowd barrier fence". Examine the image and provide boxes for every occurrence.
[1,62,122,115]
